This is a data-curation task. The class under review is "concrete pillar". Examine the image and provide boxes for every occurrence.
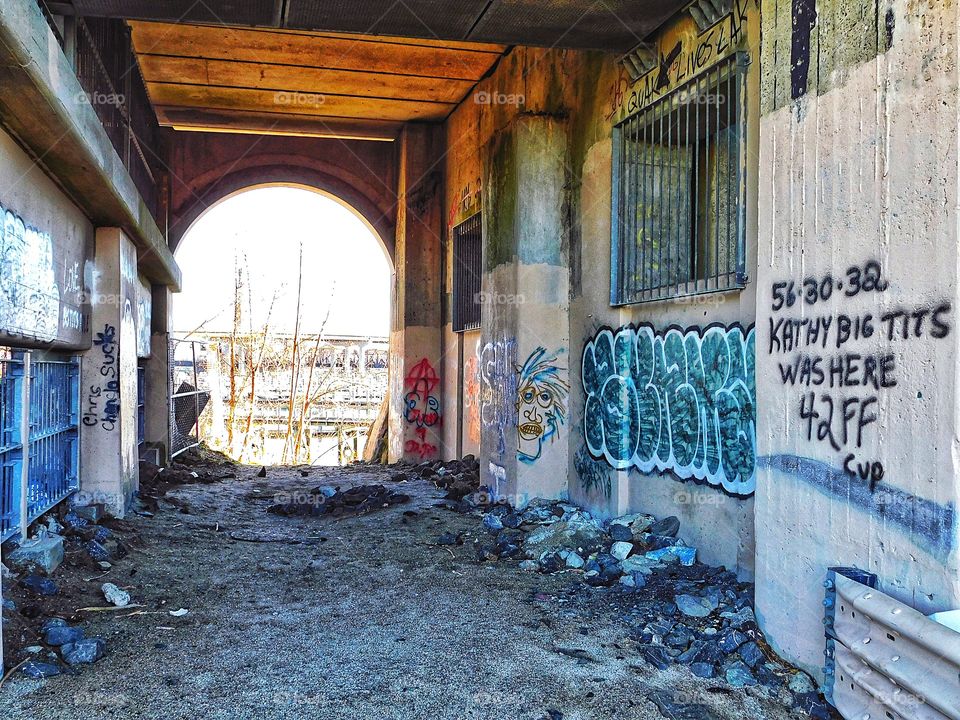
[479,115,571,506]
[144,285,172,464]
[388,124,445,463]
[78,228,140,517]
[754,0,960,678]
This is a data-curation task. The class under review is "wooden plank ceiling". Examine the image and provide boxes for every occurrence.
[129,22,507,140]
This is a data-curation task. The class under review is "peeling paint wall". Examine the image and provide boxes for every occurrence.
[755,0,960,678]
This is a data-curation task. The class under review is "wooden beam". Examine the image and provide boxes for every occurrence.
[156,107,402,140]
[137,55,475,104]
[146,82,454,121]
[129,21,504,81]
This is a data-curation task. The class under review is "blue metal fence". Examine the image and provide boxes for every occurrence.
[0,351,80,543]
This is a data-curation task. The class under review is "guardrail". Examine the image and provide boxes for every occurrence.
[824,568,960,720]
[0,350,80,542]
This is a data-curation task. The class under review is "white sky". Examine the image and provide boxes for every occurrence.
[173,186,391,337]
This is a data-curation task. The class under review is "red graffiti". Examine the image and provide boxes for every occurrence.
[405,427,438,459]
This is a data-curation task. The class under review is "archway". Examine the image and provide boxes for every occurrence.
[172,185,392,467]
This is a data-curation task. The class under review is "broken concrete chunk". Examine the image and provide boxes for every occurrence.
[675,593,718,618]
[102,582,131,607]
[8,534,65,575]
[62,637,106,665]
[610,541,634,561]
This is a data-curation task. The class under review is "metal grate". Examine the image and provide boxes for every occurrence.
[452,213,482,333]
[170,339,209,457]
[0,349,80,542]
[611,53,748,306]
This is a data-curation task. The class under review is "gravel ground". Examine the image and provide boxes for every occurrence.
[1,462,812,720]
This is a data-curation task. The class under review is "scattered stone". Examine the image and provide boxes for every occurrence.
[648,515,680,538]
[690,662,718,679]
[720,606,756,628]
[725,660,757,687]
[435,532,461,546]
[256,466,267,477]
[21,574,58,596]
[608,523,633,542]
[85,540,112,562]
[738,641,765,668]
[794,691,833,719]
[647,691,721,720]
[675,593,717,618]
[269,484,410,518]
[610,541,633,561]
[524,519,606,559]
[73,504,105,523]
[97,561,113,571]
[8,534,65,574]
[717,628,747,654]
[640,645,673,670]
[62,637,106,665]
[564,552,584,569]
[519,560,539,572]
[45,624,85,646]
[620,555,656,575]
[102,582,131,607]
[646,545,696,566]
[482,514,504,533]
[502,512,523,529]
[21,660,61,678]
[788,672,817,695]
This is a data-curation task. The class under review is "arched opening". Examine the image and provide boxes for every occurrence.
[172,185,392,467]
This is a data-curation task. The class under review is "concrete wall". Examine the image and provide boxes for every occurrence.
[754,0,960,678]
[441,5,761,575]
[0,126,93,350]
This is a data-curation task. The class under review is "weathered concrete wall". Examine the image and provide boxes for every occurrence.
[78,228,141,517]
[0,126,93,350]
[755,0,960,678]
[442,5,761,573]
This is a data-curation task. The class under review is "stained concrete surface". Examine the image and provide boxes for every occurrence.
[1,464,808,719]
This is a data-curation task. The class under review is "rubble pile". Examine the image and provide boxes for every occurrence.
[394,458,830,717]
[268,484,411,518]
[138,456,237,513]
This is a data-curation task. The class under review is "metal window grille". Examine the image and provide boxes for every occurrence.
[137,364,146,446]
[453,213,482,332]
[0,349,80,543]
[611,53,749,305]
[170,339,209,458]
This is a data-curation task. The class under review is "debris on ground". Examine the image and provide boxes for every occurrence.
[267,484,410,518]
[101,583,131,608]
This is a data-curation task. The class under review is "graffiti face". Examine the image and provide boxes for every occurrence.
[516,348,569,464]
[582,323,756,496]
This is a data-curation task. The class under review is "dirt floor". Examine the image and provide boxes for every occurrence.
[0,459,816,720]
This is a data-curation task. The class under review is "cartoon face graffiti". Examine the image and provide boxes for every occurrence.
[516,348,569,464]
[403,358,441,429]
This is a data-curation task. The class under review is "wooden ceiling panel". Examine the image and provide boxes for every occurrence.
[138,55,476,105]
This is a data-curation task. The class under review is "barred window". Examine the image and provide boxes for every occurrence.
[611,54,748,305]
[452,213,482,332]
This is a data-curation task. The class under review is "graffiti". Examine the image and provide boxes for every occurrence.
[516,347,569,464]
[464,351,481,446]
[620,0,748,118]
[480,337,517,459]
[575,446,611,499]
[136,277,152,358]
[404,427,437,460]
[0,204,61,342]
[83,324,120,431]
[760,455,954,561]
[768,259,953,482]
[448,176,482,228]
[582,323,756,496]
[403,358,440,428]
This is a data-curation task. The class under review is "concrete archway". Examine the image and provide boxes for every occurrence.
[167,133,398,259]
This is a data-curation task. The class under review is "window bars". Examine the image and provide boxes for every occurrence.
[611,53,749,306]
[0,350,80,543]
[453,213,482,332]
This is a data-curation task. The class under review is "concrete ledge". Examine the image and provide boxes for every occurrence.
[0,0,181,290]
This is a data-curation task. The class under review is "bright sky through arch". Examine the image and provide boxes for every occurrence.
[173,186,391,338]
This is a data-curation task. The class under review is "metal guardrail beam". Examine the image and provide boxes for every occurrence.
[824,569,960,720]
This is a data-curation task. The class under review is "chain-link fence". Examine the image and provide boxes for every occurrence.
[170,338,210,458]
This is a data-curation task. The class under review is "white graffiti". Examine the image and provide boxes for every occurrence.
[1,205,61,341]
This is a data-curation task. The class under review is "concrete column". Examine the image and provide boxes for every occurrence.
[78,228,139,517]
[144,285,172,465]
[479,115,571,506]
[388,124,445,463]
[754,0,960,678]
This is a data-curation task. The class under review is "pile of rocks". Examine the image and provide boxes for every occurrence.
[452,496,828,716]
[268,484,410,518]
[20,619,107,678]
[388,456,481,502]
